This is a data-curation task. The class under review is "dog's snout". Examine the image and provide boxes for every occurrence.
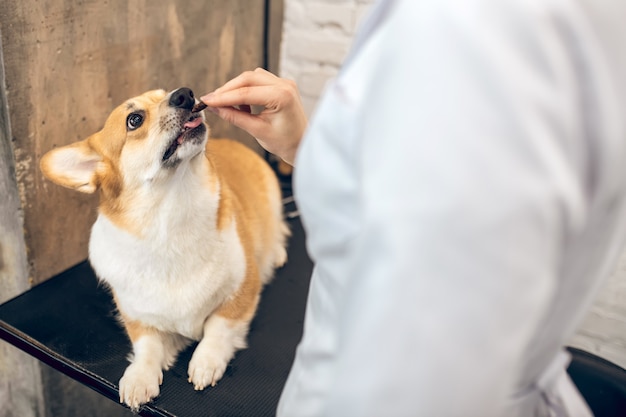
[169,87,195,110]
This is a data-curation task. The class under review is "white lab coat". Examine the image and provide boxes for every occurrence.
[278,1,626,416]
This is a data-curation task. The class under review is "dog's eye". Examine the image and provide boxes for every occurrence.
[126,113,144,130]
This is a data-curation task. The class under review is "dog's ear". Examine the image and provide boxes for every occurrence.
[40,138,102,194]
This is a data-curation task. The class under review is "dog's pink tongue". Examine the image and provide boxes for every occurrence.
[184,117,203,130]
[177,117,203,144]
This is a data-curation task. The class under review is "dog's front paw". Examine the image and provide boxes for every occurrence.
[187,354,228,390]
[119,362,163,411]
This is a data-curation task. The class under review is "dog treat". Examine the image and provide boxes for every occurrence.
[192,102,207,113]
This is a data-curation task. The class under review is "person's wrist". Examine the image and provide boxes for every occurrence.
[280,135,303,166]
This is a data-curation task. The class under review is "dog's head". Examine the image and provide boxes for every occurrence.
[40,88,208,195]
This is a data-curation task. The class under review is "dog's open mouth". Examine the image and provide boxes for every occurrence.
[162,115,204,162]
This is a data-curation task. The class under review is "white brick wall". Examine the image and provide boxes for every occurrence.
[570,252,626,367]
[279,0,376,116]
[280,0,626,369]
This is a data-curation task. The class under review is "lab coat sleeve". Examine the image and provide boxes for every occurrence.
[320,1,586,416]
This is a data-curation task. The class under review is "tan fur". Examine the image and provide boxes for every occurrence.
[40,89,289,410]
[204,139,278,321]
[120,311,159,342]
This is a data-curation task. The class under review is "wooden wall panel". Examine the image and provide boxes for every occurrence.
[267,0,285,74]
[0,0,268,284]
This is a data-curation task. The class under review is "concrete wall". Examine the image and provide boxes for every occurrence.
[279,0,626,369]
[0,31,45,417]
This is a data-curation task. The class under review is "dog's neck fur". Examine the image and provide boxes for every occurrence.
[98,151,221,238]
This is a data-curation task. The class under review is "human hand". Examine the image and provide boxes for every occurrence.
[200,68,308,166]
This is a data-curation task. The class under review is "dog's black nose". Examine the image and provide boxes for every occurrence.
[169,87,195,110]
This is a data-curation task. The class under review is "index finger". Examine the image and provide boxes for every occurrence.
[200,85,279,109]
[213,68,279,95]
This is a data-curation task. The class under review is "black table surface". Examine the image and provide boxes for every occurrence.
[0,217,313,417]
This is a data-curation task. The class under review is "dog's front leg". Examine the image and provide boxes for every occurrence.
[188,265,262,390]
[187,314,252,390]
[118,319,169,411]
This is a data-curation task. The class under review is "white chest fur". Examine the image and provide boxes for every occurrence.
[88,184,246,341]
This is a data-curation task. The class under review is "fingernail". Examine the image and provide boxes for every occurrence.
[200,92,214,102]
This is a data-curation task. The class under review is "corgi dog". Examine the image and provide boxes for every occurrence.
[40,88,289,411]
